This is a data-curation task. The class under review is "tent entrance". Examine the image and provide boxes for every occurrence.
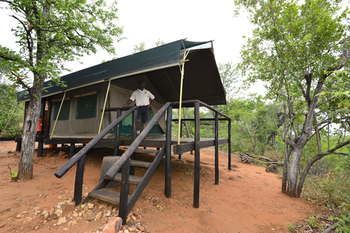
[118,110,163,137]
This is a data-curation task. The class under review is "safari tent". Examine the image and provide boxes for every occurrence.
[17,40,232,223]
[17,39,226,147]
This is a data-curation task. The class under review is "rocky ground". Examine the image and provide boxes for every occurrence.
[0,141,316,233]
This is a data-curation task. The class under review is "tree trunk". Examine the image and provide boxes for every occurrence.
[18,80,43,180]
[285,147,302,197]
[281,145,290,193]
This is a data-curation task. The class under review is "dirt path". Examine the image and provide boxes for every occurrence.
[0,141,314,233]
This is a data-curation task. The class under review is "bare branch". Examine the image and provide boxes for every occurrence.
[11,14,34,66]
[308,139,350,167]
[10,71,31,91]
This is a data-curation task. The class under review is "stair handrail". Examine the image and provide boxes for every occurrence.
[55,106,137,178]
[104,102,171,180]
[172,99,230,120]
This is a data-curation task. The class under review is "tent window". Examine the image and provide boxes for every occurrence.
[76,94,97,119]
[52,100,70,121]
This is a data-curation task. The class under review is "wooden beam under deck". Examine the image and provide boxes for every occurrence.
[45,136,228,155]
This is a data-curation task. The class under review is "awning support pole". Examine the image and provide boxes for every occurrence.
[98,80,111,134]
[50,92,66,138]
[177,50,190,144]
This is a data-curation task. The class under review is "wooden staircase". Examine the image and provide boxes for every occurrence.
[87,147,164,222]
[88,152,154,205]
[55,100,232,224]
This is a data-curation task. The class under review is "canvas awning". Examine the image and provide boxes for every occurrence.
[18,39,226,105]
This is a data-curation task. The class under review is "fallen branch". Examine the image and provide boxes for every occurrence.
[239,152,283,165]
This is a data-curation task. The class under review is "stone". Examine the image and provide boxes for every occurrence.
[105,210,111,217]
[136,225,145,232]
[95,211,103,220]
[54,208,63,217]
[57,216,67,225]
[41,210,50,219]
[102,217,123,233]
[87,203,94,209]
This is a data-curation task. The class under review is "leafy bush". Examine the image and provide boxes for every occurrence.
[0,84,23,137]
[335,211,350,233]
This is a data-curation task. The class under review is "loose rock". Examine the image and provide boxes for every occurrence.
[57,216,67,225]
[102,217,123,233]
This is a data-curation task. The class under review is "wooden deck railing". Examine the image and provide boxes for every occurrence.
[54,99,232,222]
[54,106,136,204]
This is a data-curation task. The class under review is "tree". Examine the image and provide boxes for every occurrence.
[235,0,350,197]
[219,63,236,99]
[0,84,23,137]
[0,0,122,180]
[133,42,146,52]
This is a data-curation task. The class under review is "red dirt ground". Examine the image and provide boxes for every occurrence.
[0,141,315,233]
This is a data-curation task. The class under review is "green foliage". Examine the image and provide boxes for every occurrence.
[303,154,350,207]
[0,84,23,137]
[287,223,297,233]
[218,63,238,99]
[220,97,281,156]
[306,216,321,229]
[235,0,350,197]
[133,42,146,52]
[0,0,122,90]
[335,211,350,233]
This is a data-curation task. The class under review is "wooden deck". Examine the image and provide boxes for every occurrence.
[45,135,227,154]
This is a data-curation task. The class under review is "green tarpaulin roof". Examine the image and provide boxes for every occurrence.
[18,39,226,105]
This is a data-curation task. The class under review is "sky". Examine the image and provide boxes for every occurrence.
[0,0,265,96]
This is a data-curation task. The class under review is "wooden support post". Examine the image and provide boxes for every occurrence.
[178,120,183,159]
[38,138,44,157]
[113,109,121,156]
[130,110,137,175]
[165,105,172,198]
[193,102,200,208]
[16,138,22,152]
[98,80,111,134]
[214,112,219,184]
[119,158,130,224]
[37,100,45,157]
[69,143,75,158]
[73,156,86,205]
[132,109,137,139]
[228,119,232,170]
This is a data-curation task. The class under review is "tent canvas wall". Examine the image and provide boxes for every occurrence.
[17,39,226,145]
[49,83,164,138]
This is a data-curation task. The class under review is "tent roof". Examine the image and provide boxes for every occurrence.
[18,39,226,105]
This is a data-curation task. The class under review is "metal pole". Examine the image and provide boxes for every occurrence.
[193,102,200,208]
[228,119,232,170]
[214,112,219,184]
[177,50,190,144]
[165,105,172,197]
[98,80,111,133]
[50,92,66,138]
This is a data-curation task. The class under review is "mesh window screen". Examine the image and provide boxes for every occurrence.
[52,100,70,120]
[76,94,97,119]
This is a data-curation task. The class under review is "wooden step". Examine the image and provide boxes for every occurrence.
[88,188,122,205]
[102,156,151,169]
[120,147,158,155]
[108,173,143,185]
[130,160,151,168]
[134,148,158,155]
